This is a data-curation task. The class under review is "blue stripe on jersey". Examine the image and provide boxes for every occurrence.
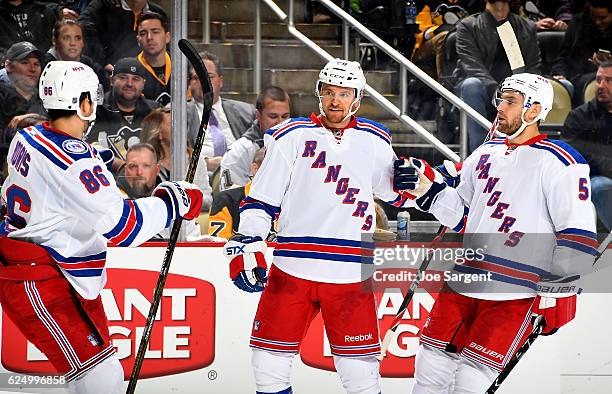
[103,200,131,239]
[273,250,373,264]
[483,253,550,277]
[239,197,280,219]
[275,124,319,140]
[19,130,69,170]
[353,126,391,145]
[117,201,143,247]
[530,144,572,166]
[452,206,469,233]
[65,268,104,277]
[483,139,505,146]
[558,227,597,238]
[454,264,537,290]
[355,118,392,144]
[276,236,375,249]
[37,125,96,161]
[45,247,106,263]
[545,140,587,164]
[557,239,597,256]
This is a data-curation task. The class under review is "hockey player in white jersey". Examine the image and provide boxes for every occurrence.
[223,58,416,393]
[0,61,202,393]
[394,73,597,393]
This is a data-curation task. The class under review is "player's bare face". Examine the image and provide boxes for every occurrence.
[596,67,612,105]
[320,84,356,127]
[137,20,170,57]
[55,24,84,61]
[125,149,160,197]
[8,56,41,90]
[495,91,524,135]
[259,98,290,132]
[113,74,145,102]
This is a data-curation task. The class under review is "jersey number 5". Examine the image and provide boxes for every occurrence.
[80,165,110,194]
[578,178,589,201]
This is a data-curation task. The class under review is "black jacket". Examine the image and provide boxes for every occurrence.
[454,10,541,93]
[561,99,612,178]
[551,12,612,83]
[78,0,166,67]
[0,0,58,61]
[86,90,159,160]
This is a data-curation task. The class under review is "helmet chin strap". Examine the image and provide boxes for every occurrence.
[505,107,538,140]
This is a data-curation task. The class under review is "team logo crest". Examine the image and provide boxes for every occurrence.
[62,139,88,154]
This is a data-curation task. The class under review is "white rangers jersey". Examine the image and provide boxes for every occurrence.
[429,134,597,300]
[238,114,413,284]
[2,123,170,299]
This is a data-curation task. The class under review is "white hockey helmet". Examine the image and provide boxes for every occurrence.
[39,61,102,122]
[315,58,366,121]
[493,73,553,139]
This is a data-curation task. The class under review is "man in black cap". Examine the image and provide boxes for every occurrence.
[0,41,45,181]
[86,57,159,169]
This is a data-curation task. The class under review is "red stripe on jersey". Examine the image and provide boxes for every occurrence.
[557,233,598,248]
[538,141,576,164]
[57,259,106,270]
[275,242,374,257]
[34,134,74,165]
[463,260,540,283]
[356,121,391,140]
[272,120,313,138]
[109,200,137,245]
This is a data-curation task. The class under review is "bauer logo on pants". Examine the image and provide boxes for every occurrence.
[1,268,216,379]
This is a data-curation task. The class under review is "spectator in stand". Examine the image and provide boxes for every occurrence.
[551,0,611,102]
[218,86,290,190]
[136,11,171,106]
[520,0,573,30]
[0,41,45,116]
[188,51,256,173]
[561,60,612,230]
[117,142,205,240]
[208,147,266,240]
[86,57,159,166]
[116,142,161,198]
[78,0,166,75]
[44,19,108,91]
[454,0,541,153]
[142,107,213,211]
[0,0,59,61]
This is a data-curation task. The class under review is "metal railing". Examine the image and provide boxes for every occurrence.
[202,0,494,161]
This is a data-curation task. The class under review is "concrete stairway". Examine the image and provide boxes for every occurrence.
[186,0,450,161]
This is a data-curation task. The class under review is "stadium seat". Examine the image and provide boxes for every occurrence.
[536,31,565,76]
[543,78,572,126]
[583,79,597,103]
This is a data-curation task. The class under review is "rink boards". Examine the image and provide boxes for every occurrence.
[0,243,611,394]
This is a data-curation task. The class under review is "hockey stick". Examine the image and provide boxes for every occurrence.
[487,233,612,393]
[377,225,448,360]
[126,39,213,394]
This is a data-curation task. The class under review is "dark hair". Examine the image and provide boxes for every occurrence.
[137,11,169,32]
[256,86,290,112]
[200,51,223,76]
[52,19,83,41]
[600,59,612,69]
[47,91,91,121]
[589,0,611,11]
[127,142,158,161]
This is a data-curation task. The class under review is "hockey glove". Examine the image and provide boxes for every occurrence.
[153,181,203,221]
[435,160,462,188]
[394,157,447,211]
[224,234,268,293]
[535,274,580,336]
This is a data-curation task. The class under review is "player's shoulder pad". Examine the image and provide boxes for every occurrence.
[265,117,317,141]
[531,138,588,167]
[17,124,97,171]
[354,117,392,145]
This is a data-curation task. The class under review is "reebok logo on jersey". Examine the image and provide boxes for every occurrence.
[468,342,504,360]
[344,333,373,342]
